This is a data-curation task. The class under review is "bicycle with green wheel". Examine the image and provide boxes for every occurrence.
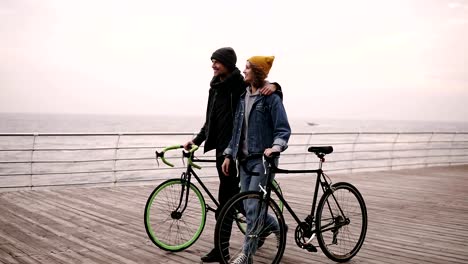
[144,144,284,252]
[214,146,367,263]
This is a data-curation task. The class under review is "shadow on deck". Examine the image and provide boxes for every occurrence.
[1,165,468,264]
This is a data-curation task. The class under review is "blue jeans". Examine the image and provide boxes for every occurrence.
[239,157,279,255]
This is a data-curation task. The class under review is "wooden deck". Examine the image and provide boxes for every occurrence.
[1,165,468,264]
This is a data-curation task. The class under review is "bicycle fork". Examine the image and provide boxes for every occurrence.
[172,172,192,219]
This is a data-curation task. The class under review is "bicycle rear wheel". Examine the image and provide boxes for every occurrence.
[215,191,286,264]
[316,182,367,262]
[144,179,206,252]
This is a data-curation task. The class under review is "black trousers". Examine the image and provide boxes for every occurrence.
[215,155,240,254]
[215,155,240,219]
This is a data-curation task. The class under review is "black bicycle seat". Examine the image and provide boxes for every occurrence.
[307,146,333,155]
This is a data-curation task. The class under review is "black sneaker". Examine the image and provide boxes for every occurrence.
[201,248,229,263]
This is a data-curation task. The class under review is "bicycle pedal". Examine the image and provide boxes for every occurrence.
[302,244,317,252]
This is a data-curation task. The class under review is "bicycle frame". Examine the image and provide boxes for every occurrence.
[265,160,325,227]
[261,155,349,246]
[178,156,219,215]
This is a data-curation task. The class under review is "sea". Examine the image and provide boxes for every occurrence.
[1,112,468,133]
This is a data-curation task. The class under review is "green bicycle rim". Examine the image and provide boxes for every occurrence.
[144,179,206,251]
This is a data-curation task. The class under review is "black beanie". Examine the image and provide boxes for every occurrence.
[211,47,237,70]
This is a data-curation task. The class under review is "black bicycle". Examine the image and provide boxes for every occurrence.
[214,146,367,263]
[144,144,283,252]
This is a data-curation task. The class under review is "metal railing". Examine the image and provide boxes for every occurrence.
[1,132,467,190]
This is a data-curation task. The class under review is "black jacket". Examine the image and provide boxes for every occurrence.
[193,68,282,156]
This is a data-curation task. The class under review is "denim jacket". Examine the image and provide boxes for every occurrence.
[223,91,291,159]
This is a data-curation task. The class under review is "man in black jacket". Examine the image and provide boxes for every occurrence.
[184,47,281,263]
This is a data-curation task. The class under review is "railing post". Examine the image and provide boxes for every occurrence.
[30,134,37,190]
[350,133,361,174]
[305,133,314,170]
[424,132,435,167]
[113,134,121,186]
[448,132,457,166]
[390,133,400,170]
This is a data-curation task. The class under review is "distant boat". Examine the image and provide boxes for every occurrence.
[307,122,318,126]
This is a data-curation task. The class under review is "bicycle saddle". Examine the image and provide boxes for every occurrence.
[307,146,333,155]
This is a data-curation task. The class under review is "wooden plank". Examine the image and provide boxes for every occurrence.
[0,165,467,263]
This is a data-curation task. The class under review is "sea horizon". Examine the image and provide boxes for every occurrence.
[1,112,468,134]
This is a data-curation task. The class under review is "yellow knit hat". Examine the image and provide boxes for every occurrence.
[248,56,275,76]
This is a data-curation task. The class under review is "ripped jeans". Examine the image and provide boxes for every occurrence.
[239,157,279,256]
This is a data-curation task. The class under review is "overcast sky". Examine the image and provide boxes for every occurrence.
[1,0,467,122]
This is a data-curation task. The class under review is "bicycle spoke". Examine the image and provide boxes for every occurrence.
[144,179,206,252]
[215,192,286,264]
[316,182,367,262]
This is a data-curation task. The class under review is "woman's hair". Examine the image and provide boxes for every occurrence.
[250,62,267,88]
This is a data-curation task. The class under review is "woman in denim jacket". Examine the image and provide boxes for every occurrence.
[222,56,291,264]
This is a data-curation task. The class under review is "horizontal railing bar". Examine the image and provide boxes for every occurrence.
[0,159,117,164]
[0,152,312,165]
[2,144,468,153]
[1,159,465,178]
[0,132,198,136]
[2,132,468,137]
[0,168,157,177]
[0,157,457,176]
[0,165,214,177]
[350,154,468,161]
[1,153,467,166]
[339,147,468,154]
[343,161,457,171]
[265,140,468,149]
[0,146,157,152]
[341,147,468,153]
[0,170,151,177]
[4,149,465,164]
[307,140,468,145]
[275,161,459,173]
[0,156,173,164]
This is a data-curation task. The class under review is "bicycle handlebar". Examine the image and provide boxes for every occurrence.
[187,145,201,169]
[155,144,201,169]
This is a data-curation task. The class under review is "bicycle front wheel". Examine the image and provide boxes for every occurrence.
[144,179,206,252]
[316,182,367,262]
[234,179,284,234]
[215,191,286,264]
